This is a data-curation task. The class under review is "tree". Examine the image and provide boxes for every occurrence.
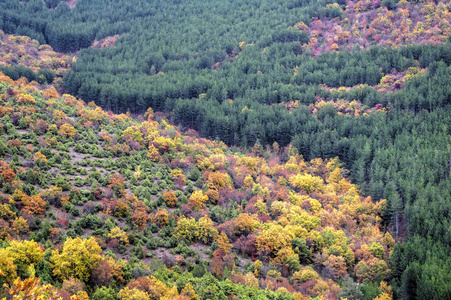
[323,255,347,280]
[163,191,177,208]
[233,213,260,236]
[108,174,125,190]
[130,209,148,230]
[90,260,113,287]
[382,232,395,251]
[387,191,403,237]
[118,287,150,300]
[0,248,16,284]
[197,216,218,244]
[126,276,170,300]
[12,217,29,236]
[154,210,169,227]
[188,190,208,210]
[291,238,312,264]
[206,172,230,190]
[92,286,119,300]
[274,247,301,275]
[6,277,61,300]
[0,161,16,183]
[180,283,198,300]
[50,237,102,282]
[255,224,295,255]
[368,242,385,260]
[62,277,85,295]
[210,253,225,278]
[292,266,319,285]
[58,123,76,138]
[7,240,44,279]
[289,174,324,194]
[22,194,47,217]
[107,227,130,246]
[40,186,63,207]
[338,278,364,300]
[174,217,198,243]
[216,232,232,254]
[33,152,48,167]
[147,144,161,162]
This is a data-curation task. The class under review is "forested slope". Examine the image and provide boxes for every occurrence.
[1,73,394,299]
[0,0,451,299]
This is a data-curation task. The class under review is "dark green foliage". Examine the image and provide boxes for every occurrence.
[338,278,365,300]
[0,65,54,84]
[78,214,104,230]
[187,167,201,182]
[35,249,56,285]
[391,237,451,299]
[291,238,312,264]
[361,281,381,300]
[192,263,207,278]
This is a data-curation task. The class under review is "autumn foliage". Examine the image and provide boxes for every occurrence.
[0,69,398,299]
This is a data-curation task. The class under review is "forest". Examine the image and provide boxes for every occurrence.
[0,0,451,299]
[0,74,397,299]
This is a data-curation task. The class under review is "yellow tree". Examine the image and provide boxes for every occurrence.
[147,144,161,162]
[373,281,393,300]
[291,266,319,285]
[163,191,177,208]
[234,213,260,235]
[50,237,102,282]
[243,272,259,288]
[107,227,130,246]
[0,248,16,284]
[53,109,67,120]
[216,232,232,254]
[206,172,230,190]
[205,189,219,205]
[118,287,150,300]
[11,217,29,236]
[197,216,218,244]
[144,107,154,121]
[6,240,43,278]
[122,126,144,144]
[33,152,47,167]
[382,232,395,252]
[255,224,295,255]
[180,283,198,300]
[58,123,76,138]
[154,210,169,227]
[170,169,186,186]
[289,173,324,194]
[188,190,208,210]
[273,247,300,273]
[174,217,198,243]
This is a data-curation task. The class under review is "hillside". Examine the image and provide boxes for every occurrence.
[0,31,73,90]
[0,73,394,299]
[0,0,450,299]
[299,0,451,56]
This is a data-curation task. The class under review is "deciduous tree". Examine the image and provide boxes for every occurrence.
[164,191,177,208]
[50,237,102,282]
[188,190,208,210]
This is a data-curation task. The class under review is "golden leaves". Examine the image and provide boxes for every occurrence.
[50,237,102,282]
